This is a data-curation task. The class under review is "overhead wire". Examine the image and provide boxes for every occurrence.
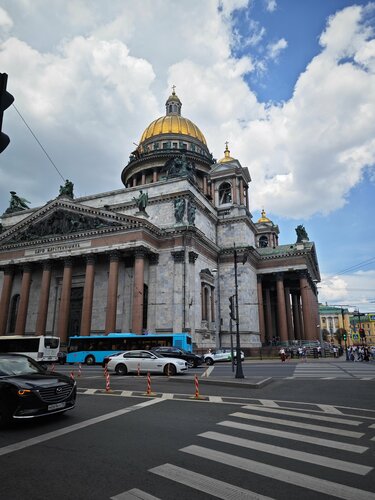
[12,103,66,183]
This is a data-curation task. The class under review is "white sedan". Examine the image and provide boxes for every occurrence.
[204,348,245,365]
[106,350,188,376]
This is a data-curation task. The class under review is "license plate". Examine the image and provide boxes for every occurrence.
[48,402,66,411]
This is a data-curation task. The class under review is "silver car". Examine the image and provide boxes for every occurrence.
[204,348,245,365]
[107,350,188,376]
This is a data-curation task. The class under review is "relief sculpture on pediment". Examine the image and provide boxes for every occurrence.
[7,210,120,242]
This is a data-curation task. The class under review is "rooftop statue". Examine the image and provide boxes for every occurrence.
[4,191,31,214]
[133,190,148,213]
[166,154,196,181]
[59,179,74,198]
[174,198,185,223]
[295,224,309,243]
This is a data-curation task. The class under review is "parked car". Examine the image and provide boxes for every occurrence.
[151,346,203,368]
[106,350,188,376]
[102,352,124,367]
[0,353,76,426]
[204,348,245,365]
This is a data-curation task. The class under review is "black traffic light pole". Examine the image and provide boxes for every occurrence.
[0,73,14,153]
[233,245,244,379]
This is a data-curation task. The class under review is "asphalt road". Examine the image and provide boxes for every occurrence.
[0,362,374,499]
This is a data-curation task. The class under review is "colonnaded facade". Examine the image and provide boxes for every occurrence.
[0,90,321,350]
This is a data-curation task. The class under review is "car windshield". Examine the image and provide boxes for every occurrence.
[0,356,44,377]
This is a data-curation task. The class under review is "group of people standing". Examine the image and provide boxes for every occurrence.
[347,345,372,362]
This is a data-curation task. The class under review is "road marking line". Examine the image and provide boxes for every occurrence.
[83,389,97,394]
[360,377,374,380]
[121,391,134,397]
[317,405,343,414]
[370,424,375,428]
[199,431,372,475]
[230,412,363,438]
[150,463,273,500]
[201,366,214,377]
[111,488,161,500]
[240,405,361,425]
[181,445,374,500]
[209,396,223,403]
[259,400,279,408]
[218,421,367,453]
[161,393,174,399]
[0,399,163,457]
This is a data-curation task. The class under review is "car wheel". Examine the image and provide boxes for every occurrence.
[187,360,194,368]
[205,358,214,365]
[164,363,177,376]
[115,363,127,376]
[85,355,95,366]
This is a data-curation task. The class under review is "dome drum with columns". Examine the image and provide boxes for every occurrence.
[0,88,321,351]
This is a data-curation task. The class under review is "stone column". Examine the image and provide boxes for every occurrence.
[284,286,294,341]
[0,266,14,336]
[239,178,244,205]
[171,250,185,332]
[57,259,73,343]
[276,273,288,342]
[203,176,208,196]
[15,264,33,335]
[265,287,273,343]
[132,248,146,334]
[132,177,137,187]
[35,261,52,335]
[300,272,313,340]
[141,173,146,185]
[105,251,120,334]
[257,276,265,344]
[80,255,96,336]
[292,292,301,340]
[153,169,158,183]
[232,178,238,204]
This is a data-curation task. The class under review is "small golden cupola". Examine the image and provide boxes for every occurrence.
[258,208,271,223]
[218,142,236,163]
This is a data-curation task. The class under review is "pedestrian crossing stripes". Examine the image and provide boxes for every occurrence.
[118,399,375,500]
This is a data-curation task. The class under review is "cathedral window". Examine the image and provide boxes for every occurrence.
[172,142,178,148]
[259,235,268,248]
[153,142,160,150]
[219,182,232,204]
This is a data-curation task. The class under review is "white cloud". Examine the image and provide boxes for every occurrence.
[0,6,13,31]
[318,270,375,313]
[0,1,373,223]
[265,0,277,13]
[267,37,287,60]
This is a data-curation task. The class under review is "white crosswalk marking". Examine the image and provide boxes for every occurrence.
[199,431,372,475]
[230,412,364,438]
[111,488,161,500]
[259,399,279,407]
[218,420,368,453]
[181,445,375,500]
[150,463,274,500]
[241,405,360,425]
[317,404,343,414]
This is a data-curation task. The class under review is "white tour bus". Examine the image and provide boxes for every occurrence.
[0,335,60,362]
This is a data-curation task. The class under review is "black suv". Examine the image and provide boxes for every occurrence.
[152,347,203,368]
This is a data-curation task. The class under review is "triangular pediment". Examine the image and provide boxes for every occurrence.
[0,197,162,247]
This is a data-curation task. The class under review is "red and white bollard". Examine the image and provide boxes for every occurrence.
[104,364,108,377]
[137,362,140,377]
[50,363,55,373]
[105,371,111,392]
[70,371,75,381]
[194,374,200,398]
[144,372,155,396]
[78,363,82,378]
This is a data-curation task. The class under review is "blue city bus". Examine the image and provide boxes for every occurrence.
[66,332,192,365]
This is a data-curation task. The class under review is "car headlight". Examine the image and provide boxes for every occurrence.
[177,361,186,365]
[17,389,31,396]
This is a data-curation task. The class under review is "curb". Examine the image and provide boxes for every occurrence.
[166,376,273,389]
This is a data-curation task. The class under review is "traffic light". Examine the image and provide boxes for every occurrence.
[342,331,347,341]
[229,295,236,320]
[359,328,365,339]
[0,73,14,153]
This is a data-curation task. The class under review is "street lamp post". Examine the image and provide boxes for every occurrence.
[233,245,244,379]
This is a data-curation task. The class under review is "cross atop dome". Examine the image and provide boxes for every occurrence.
[166,86,182,115]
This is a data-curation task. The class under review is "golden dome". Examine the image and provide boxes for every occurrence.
[218,142,235,163]
[258,209,271,223]
[139,115,207,145]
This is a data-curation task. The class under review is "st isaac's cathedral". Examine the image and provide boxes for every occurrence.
[0,90,320,351]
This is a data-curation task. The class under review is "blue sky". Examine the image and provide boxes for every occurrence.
[0,0,374,311]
